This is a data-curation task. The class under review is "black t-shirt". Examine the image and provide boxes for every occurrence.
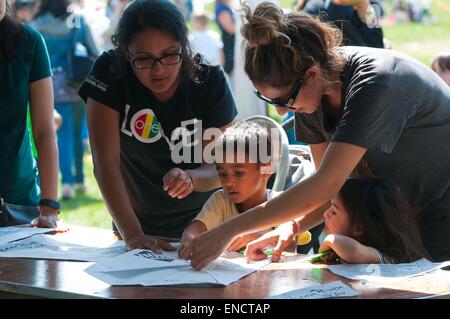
[78,50,237,238]
[295,46,450,211]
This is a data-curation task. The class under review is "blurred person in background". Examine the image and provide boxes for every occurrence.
[175,0,193,21]
[102,0,130,52]
[189,12,224,66]
[32,0,99,200]
[295,0,384,48]
[215,0,235,76]
[12,0,35,22]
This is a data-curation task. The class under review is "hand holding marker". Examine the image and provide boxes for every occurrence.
[239,231,313,255]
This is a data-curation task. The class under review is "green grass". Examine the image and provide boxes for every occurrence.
[267,105,284,123]
[59,155,111,229]
[383,0,450,65]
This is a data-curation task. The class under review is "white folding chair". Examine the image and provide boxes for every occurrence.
[243,115,290,192]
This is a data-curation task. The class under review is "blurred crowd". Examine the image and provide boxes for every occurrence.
[389,0,434,24]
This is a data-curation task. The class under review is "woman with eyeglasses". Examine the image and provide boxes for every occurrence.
[78,0,237,251]
[180,2,450,269]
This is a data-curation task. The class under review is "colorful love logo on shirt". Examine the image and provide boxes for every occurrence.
[130,109,161,143]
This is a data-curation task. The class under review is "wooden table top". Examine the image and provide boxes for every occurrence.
[0,226,449,299]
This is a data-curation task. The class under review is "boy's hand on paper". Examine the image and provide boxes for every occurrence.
[179,220,207,259]
[179,232,196,258]
[163,168,194,199]
[126,234,176,253]
[183,225,235,270]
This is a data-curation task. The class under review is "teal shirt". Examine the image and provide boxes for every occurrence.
[0,24,52,205]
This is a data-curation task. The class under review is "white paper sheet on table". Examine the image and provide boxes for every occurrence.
[0,226,56,244]
[272,281,360,299]
[204,252,269,285]
[100,249,190,271]
[85,251,270,286]
[328,258,450,282]
[0,234,126,262]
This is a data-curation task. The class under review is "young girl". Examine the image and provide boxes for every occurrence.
[320,177,429,264]
[179,121,310,257]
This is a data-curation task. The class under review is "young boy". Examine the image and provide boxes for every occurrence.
[179,121,310,256]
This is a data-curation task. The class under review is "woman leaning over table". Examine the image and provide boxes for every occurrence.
[78,0,237,251]
[181,2,450,269]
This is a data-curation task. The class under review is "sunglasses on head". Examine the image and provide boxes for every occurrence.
[254,78,303,110]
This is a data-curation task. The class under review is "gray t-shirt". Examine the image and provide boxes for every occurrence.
[295,46,450,210]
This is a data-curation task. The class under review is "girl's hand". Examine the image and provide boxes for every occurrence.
[227,236,248,253]
[126,234,176,253]
[227,232,264,253]
[163,168,194,199]
[245,222,296,262]
[319,234,340,263]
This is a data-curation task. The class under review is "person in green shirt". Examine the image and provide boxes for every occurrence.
[0,0,59,227]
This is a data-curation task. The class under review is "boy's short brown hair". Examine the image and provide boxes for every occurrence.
[214,120,273,165]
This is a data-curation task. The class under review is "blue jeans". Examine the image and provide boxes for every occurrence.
[55,102,86,185]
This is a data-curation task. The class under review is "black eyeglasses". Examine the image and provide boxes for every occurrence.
[131,53,183,69]
[254,79,303,110]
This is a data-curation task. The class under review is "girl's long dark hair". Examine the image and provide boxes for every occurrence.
[0,2,26,63]
[340,177,429,263]
[111,0,200,84]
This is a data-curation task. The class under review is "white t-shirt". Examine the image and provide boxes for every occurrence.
[189,30,223,65]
